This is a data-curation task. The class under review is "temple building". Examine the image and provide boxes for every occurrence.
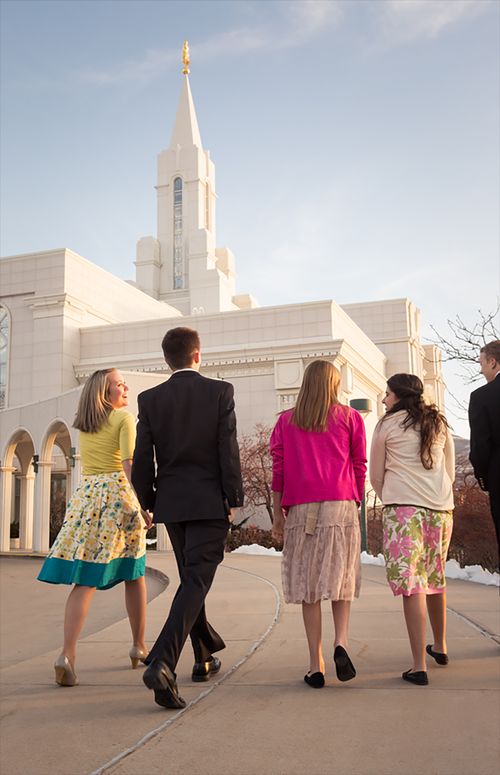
[0,47,445,553]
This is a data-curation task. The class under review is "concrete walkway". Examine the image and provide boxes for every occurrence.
[0,552,498,775]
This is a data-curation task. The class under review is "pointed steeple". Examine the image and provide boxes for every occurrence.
[169,72,202,149]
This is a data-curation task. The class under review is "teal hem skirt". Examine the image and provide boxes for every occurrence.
[37,554,146,590]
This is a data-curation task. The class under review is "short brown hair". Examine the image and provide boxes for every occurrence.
[291,360,341,432]
[480,340,500,364]
[162,327,200,370]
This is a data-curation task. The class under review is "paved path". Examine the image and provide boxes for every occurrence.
[0,552,498,775]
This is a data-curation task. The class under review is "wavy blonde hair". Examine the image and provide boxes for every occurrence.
[73,368,116,433]
[291,360,342,432]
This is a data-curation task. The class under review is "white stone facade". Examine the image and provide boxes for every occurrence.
[0,72,446,553]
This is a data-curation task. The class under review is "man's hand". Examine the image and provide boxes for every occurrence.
[229,507,239,524]
[140,509,153,529]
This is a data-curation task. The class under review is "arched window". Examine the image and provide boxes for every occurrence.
[173,177,184,290]
[0,305,10,409]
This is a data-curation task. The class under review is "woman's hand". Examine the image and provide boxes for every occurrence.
[140,509,153,529]
[272,512,285,542]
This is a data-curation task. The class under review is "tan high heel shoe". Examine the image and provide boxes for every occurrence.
[129,646,147,669]
[54,654,78,687]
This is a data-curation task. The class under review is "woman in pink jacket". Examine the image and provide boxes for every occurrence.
[271,360,366,688]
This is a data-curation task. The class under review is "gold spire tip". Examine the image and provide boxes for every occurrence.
[182,40,190,75]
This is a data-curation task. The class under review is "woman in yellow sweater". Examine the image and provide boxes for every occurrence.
[38,368,152,687]
[370,373,454,686]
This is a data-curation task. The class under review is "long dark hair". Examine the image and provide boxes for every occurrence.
[384,373,449,470]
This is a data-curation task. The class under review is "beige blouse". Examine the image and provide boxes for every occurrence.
[369,411,455,511]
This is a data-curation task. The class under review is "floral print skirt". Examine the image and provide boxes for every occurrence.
[383,505,453,597]
[37,472,146,590]
[282,500,361,604]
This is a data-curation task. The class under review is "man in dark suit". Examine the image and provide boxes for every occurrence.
[468,339,500,556]
[132,327,243,709]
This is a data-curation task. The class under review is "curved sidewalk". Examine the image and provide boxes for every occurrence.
[0,553,499,775]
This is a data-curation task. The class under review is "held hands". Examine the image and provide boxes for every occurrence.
[140,509,153,529]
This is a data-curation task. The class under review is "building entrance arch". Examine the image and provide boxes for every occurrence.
[0,428,36,552]
[33,421,74,553]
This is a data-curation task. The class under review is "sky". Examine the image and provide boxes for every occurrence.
[1,0,499,436]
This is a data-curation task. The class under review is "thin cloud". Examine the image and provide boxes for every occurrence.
[380,0,490,44]
[78,1,342,86]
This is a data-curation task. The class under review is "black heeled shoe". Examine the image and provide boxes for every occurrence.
[304,672,325,688]
[333,646,356,682]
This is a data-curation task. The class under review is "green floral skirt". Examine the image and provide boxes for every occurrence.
[37,472,146,590]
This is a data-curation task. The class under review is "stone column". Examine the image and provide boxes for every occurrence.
[19,472,35,551]
[33,461,52,553]
[0,466,16,553]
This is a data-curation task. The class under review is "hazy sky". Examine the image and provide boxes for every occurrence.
[1,0,499,435]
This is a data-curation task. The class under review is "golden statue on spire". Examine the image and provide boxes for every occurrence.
[182,40,190,75]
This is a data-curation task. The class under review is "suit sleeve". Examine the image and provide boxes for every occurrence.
[369,421,387,502]
[131,394,157,511]
[217,382,244,508]
[468,391,490,490]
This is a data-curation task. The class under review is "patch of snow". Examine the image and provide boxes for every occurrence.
[445,559,500,587]
[230,546,499,586]
[231,544,282,557]
[361,551,385,566]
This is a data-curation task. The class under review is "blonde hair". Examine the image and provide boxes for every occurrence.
[291,360,341,432]
[73,368,116,433]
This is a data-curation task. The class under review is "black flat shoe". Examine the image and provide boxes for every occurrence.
[333,646,356,682]
[304,672,325,688]
[426,644,449,665]
[402,669,428,686]
[143,659,186,709]
[192,656,221,682]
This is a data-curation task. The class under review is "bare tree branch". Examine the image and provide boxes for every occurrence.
[428,304,500,387]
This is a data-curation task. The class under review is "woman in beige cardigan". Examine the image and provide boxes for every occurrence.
[370,374,454,686]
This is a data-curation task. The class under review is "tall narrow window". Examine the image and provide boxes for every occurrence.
[0,305,9,409]
[205,182,210,231]
[173,177,184,290]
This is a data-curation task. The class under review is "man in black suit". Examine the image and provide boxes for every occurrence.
[132,327,243,709]
[468,339,500,557]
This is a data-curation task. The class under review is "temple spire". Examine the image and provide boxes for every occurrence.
[170,41,202,148]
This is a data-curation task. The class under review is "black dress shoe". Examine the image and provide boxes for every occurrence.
[143,659,186,709]
[333,645,356,682]
[426,644,449,665]
[402,669,429,686]
[304,672,325,688]
[192,656,221,682]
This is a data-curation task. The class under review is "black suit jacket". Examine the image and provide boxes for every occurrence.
[132,370,244,523]
[468,375,500,494]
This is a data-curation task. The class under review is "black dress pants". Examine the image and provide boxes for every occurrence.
[147,518,228,673]
[489,489,500,559]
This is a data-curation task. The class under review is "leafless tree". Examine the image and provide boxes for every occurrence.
[238,423,274,524]
[429,305,499,385]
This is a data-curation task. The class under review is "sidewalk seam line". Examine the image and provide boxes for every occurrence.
[88,563,282,775]
[447,605,500,645]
